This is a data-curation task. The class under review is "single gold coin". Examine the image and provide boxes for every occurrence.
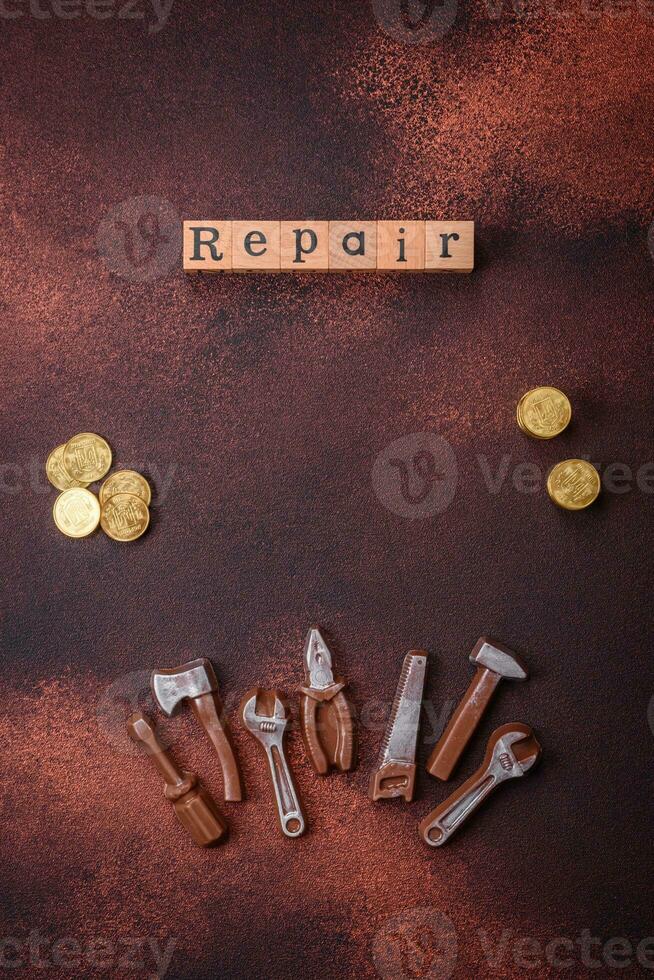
[547,459,601,511]
[46,444,89,491]
[517,387,572,439]
[100,470,152,506]
[101,492,150,542]
[63,432,112,483]
[53,488,101,537]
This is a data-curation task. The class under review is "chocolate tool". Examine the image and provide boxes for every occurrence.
[127,711,227,847]
[240,688,306,838]
[426,637,528,782]
[419,722,541,847]
[151,658,242,802]
[299,628,355,775]
[369,651,427,802]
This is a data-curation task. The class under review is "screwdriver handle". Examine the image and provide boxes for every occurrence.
[426,667,500,780]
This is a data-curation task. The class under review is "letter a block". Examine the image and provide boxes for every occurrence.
[425,221,474,272]
[280,222,329,270]
[232,221,281,271]
[328,221,377,270]
[376,221,425,270]
[183,221,232,272]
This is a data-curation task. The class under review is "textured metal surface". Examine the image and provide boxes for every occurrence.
[376,653,427,767]
[1,2,654,978]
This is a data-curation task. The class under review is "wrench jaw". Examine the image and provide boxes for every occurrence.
[418,723,541,848]
[239,687,307,839]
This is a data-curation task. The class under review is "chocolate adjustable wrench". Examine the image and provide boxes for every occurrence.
[299,628,355,775]
[240,688,306,838]
[419,723,541,847]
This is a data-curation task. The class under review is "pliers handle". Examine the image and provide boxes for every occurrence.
[299,681,355,775]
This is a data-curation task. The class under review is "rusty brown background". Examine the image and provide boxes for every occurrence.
[1,2,654,978]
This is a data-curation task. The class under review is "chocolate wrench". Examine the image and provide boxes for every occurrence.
[419,723,541,847]
[240,688,306,838]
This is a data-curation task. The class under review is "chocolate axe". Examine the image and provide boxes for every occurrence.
[151,658,242,802]
[426,637,528,781]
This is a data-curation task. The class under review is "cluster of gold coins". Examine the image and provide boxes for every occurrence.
[46,433,151,541]
[516,387,600,511]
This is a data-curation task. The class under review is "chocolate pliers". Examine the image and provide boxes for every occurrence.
[299,628,355,775]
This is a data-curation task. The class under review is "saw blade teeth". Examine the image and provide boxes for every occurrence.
[377,652,425,765]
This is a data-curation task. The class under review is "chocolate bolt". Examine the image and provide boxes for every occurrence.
[127,711,227,847]
[426,637,528,781]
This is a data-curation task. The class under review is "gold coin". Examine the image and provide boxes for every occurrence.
[101,492,150,542]
[46,444,89,491]
[547,459,601,511]
[100,470,152,506]
[517,387,571,439]
[63,432,112,483]
[53,488,101,537]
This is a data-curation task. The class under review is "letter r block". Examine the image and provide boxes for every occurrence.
[280,222,329,270]
[328,221,377,270]
[425,221,474,272]
[232,221,281,271]
[183,221,232,272]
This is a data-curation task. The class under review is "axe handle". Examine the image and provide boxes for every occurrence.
[191,693,243,802]
[426,667,500,781]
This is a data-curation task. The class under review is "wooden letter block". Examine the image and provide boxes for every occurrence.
[280,222,329,271]
[376,221,425,270]
[328,221,377,271]
[232,221,280,271]
[425,221,474,273]
[183,221,232,272]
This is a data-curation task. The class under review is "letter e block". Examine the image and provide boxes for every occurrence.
[425,221,474,272]
[232,221,281,271]
[183,221,232,272]
[328,221,377,270]
[280,222,329,270]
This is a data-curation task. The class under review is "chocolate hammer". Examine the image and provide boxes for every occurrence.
[151,658,242,802]
[127,711,227,847]
[426,637,528,781]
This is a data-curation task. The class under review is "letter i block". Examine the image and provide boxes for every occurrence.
[232,221,281,271]
[328,221,377,270]
[280,222,329,270]
[376,221,425,270]
[183,221,232,272]
[425,221,475,272]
